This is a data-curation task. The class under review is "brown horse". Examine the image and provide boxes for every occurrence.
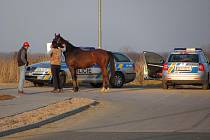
[52,34,115,92]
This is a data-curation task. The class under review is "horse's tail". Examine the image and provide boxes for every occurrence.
[108,51,115,78]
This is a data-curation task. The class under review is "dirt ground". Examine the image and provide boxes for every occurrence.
[0,94,15,100]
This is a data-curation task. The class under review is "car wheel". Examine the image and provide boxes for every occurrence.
[162,81,168,89]
[90,83,103,88]
[110,72,124,88]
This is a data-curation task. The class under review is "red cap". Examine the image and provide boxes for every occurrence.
[23,41,30,47]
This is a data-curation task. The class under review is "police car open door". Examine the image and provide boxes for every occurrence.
[143,51,164,80]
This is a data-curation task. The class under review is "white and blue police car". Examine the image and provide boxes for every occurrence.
[143,48,210,89]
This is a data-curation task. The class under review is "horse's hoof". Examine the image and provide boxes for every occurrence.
[100,87,105,92]
[104,88,110,93]
[73,87,79,92]
[74,90,79,92]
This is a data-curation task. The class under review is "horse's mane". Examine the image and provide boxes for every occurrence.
[61,37,77,52]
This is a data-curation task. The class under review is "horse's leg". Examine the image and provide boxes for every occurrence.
[100,66,109,92]
[69,67,79,92]
[104,69,110,92]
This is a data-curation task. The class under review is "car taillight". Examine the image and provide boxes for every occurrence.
[199,64,205,71]
[162,63,168,71]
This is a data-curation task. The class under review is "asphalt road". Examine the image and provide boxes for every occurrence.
[2,84,210,140]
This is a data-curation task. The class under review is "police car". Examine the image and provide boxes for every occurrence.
[143,48,210,89]
[25,52,136,88]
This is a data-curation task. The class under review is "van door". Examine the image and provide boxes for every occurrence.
[143,51,164,80]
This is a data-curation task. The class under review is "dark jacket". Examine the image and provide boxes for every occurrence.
[17,47,28,67]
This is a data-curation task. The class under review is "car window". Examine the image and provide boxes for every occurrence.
[113,53,130,62]
[144,52,164,64]
[168,54,199,63]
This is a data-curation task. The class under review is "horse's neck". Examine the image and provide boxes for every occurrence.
[65,41,77,53]
[65,41,73,49]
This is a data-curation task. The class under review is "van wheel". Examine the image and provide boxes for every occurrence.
[162,81,168,89]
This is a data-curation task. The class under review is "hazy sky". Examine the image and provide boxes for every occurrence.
[1,0,210,53]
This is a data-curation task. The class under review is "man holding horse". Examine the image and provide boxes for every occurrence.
[48,40,66,93]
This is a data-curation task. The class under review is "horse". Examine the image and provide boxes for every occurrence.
[52,34,115,92]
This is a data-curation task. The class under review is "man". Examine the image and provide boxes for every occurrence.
[49,40,65,93]
[17,41,30,95]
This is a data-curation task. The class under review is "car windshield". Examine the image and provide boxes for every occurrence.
[168,54,199,63]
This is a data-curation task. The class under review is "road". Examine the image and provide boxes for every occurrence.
[2,84,210,140]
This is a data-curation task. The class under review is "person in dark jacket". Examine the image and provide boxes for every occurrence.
[17,41,30,95]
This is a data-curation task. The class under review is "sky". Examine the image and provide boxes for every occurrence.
[0,0,210,53]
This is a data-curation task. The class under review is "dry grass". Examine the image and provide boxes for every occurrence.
[0,52,49,83]
[126,52,144,84]
[0,52,145,84]
[0,51,164,85]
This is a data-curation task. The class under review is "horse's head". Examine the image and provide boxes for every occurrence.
[51,39,59,48]
[53,33,65,48]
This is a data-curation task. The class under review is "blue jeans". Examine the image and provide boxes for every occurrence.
[18,65,26,92]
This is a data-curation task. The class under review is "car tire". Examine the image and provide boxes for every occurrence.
[110,72,124,88]
[90,83,103,88]
[162,81,168,89]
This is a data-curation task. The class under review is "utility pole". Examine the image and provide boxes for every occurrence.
[98,0,102,49]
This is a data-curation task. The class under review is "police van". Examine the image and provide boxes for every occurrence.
[143,48,210,89]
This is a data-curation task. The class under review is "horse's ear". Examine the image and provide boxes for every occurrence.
[58,33,60,37]
[55,33,57,37]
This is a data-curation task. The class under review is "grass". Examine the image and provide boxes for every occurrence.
[0,52,49,83]
[0,51,159,85]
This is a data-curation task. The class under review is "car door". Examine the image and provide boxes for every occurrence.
[143,51,165,80]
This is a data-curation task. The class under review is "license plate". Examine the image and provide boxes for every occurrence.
[35,68,48,72]
[175,66,192,71]
[77,68,92,74]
